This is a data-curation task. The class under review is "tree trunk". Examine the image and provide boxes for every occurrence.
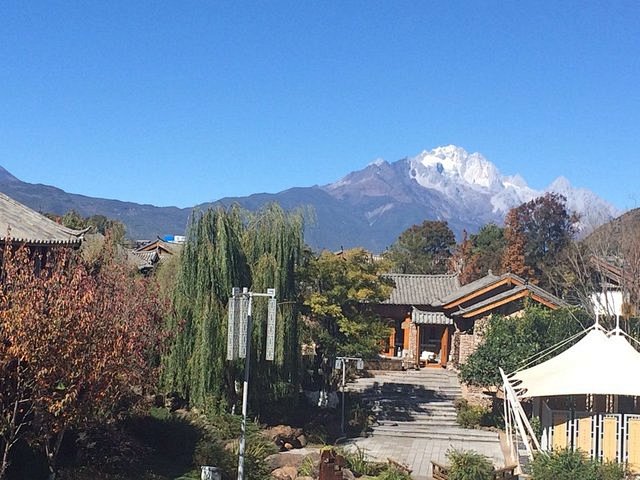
[0,439,10,480]
[46,428,66,480]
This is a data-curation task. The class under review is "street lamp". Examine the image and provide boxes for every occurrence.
[227,287,277,480]
[334,356,364,436]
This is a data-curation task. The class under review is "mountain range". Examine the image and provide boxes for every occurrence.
[0,146,620,252]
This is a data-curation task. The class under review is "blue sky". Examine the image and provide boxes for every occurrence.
[1,1,639,210]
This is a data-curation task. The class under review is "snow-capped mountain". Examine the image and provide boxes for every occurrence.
[0,145,620,252]
[323,145,618,246]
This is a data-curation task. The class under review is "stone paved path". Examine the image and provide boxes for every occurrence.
[342,369,505,480]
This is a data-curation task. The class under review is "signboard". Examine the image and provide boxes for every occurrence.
[265,297,277,361]
[226,294,240,360]
[238,295,249,359]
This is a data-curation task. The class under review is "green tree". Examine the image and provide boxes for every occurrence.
[459,306,587,388]
[386,220,456,274]
[161,205,303,414]
[471,224,506,274]
[242,204,303,407]
[53,210,127,245]
[301,248,394,359]
[451,225,506,284]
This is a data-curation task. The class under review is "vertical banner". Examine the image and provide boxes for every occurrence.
[265,297,277,361]
[226,294,240,360]
[238,295,249,359]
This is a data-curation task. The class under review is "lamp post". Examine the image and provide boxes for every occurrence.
[334,356,364,436]
[227,287,276,480]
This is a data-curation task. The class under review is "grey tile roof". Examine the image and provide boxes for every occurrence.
[526,283,570,308]
[0,192,86,246]
[412,308,453,325]
[436,271,503,305]
[451,284,568,316]
[135,238,181,256]
[127,249,160,270]
[382,273,460,305]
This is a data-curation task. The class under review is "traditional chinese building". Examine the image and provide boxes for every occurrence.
[376,271,567,369]
[0,191,86,251]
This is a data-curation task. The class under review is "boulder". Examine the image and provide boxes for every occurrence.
[296,434,308,448]
[342,469,356,480]
[264,425,305,450]
[265,452,308,471]
[271,465,298,480]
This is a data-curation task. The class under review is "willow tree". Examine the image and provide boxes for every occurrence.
[161,205,303,414]
[243,204,303,412]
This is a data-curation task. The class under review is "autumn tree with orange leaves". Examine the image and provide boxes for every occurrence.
[501,193,577,287]
[0,243,165,479]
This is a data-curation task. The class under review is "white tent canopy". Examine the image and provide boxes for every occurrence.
[510,328,640,398]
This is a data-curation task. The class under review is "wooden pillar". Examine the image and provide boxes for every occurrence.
[387,325,396,357]
[401,316,411,352]
[440,326,450,367]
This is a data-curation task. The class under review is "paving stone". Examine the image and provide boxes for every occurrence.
[343,369,505,479]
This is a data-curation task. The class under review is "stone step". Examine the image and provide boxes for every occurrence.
[353,377,459,385]
[350,388,461,395]
[369,427,500,442]
[377,413,458,421]
[377,420,459,429]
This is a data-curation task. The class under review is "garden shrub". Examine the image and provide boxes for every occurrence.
[446,449,494,480]
[530,448,627,480]
[454,399,491,429]
[297,455,318,478]
[376,465,412,480]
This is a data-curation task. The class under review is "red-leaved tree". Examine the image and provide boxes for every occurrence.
[0,243,165,478]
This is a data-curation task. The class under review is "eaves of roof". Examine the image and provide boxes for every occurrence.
[0,192,87,246]
[436,272,528,308]
[451,284,567,318]
[412,308,453,325]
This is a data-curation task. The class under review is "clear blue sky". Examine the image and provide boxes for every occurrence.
[1,1,638,210]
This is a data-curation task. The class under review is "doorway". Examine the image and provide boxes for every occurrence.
[418,324,451,367]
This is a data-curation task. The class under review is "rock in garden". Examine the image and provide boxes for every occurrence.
[296,434,307,447]
[265,452,308,471]
[271,465,298,480]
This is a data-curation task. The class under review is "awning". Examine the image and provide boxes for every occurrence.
[412,308,453,325]
[510,328,640,398]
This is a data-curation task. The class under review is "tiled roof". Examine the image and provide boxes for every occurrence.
[412,308,453,325]
[382,273,460,305]
[436,271,503,305]
[451,284,568,316]
[127,250,160,271]
[135,238,181,255]
[526,283,570,308]
[0,192,86,246]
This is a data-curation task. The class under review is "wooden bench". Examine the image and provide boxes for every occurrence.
[431,461,518,480]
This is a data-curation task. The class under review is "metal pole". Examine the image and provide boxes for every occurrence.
[341,359,346,435]
[237,292,252,480]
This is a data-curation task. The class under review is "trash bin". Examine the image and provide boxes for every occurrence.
[201,466,221,480]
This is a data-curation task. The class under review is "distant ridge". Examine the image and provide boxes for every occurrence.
[0,146,620,252]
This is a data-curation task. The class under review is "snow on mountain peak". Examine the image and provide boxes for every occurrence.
[369,157,387,167]
[409,145,503,193]
[548,176,572,193]
[323,144,618,240]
